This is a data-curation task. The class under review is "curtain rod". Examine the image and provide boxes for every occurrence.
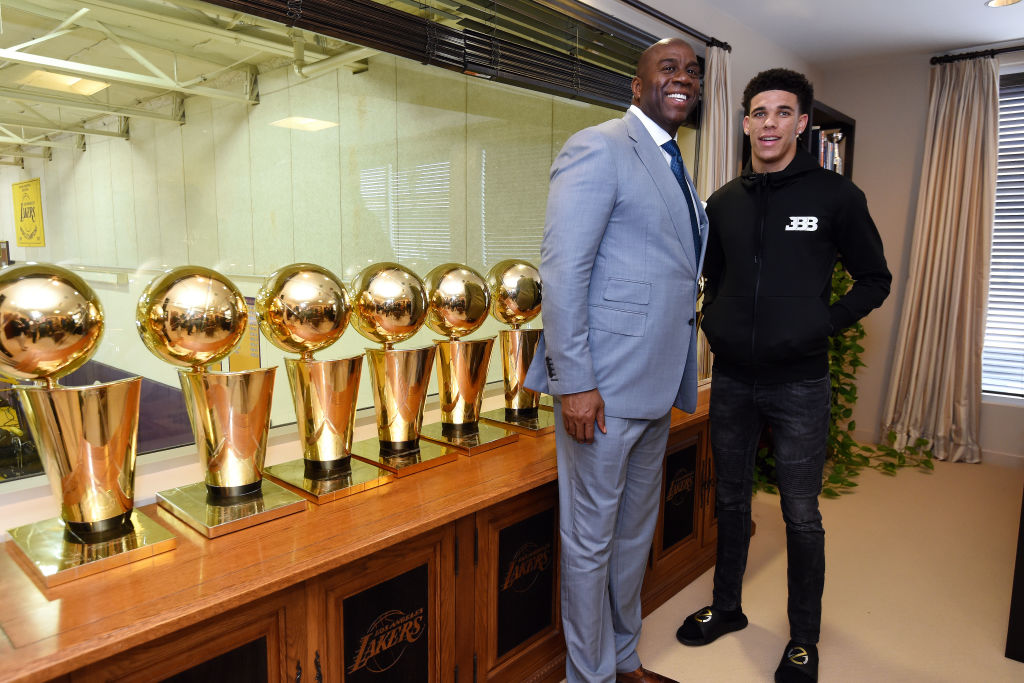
[615,0,732,52]
[931,43,1024,64]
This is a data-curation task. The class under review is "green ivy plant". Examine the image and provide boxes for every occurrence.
[753,264,934,497]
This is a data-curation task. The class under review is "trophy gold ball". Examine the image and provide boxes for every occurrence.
[486,260,542,328]
[256,263,350,359]
[350,262,428,348]
[0,263,104,385]
[136,266,248,370]
[424,263,490,339]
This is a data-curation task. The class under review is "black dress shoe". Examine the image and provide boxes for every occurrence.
[675,605,748,646]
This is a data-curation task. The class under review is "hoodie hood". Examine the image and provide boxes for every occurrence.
[740,148,821,188]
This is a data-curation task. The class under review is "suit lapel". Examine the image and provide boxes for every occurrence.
[624,113,696,261]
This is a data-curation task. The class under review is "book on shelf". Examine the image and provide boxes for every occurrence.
[810,126,845,175]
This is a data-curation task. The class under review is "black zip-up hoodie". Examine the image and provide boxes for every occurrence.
[700,149,891,384]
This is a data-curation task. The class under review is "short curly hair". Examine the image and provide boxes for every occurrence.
[742,68,814,116]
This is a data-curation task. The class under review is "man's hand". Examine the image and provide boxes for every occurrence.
[561,389,606,444]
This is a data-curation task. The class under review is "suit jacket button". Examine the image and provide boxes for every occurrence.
[688,318,695,325]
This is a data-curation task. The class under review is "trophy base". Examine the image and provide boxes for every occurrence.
[479,404,557,436]
[6,510,177,588]
[264,457,393,504]
[156,479,306,539]
[349,438,458,478]
[419,420,519,455]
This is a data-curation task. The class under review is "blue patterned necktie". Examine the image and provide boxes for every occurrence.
[661,139,702,260]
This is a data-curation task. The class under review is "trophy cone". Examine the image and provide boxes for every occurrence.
[365,345,435,450]
[158,365,304,537]
[17,377,142,540]
[178,366,277,497]
[419,338,518,454]
[500,328,541,414]
[350,345,458,476]
[285,355,362,469]
[436,337,492,425]
[479,328,555,436]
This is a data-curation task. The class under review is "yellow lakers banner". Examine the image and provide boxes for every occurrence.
[12,178,45,247]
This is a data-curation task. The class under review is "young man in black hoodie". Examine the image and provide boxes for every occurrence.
[674,69,891,682]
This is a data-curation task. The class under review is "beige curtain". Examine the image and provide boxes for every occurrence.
[695,44,733,379]
[882,57,998,462]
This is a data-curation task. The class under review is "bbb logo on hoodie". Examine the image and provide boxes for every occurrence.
[785,216,819,231]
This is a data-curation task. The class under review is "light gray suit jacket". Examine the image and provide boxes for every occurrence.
[524,111,707,417]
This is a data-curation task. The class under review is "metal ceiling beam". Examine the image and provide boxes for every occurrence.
[0,86,182,122]
[0,46,257,103]
[0,114,127,138]
[3,0,244,69]
[296,46,379,79]
[56,0,333,60]
[0,148,52,159]
[0,135,79,150]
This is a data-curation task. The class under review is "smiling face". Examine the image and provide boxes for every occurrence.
[744,89,808,173]
[631,39,700,137]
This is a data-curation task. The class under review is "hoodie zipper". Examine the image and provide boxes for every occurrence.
[751,172,768,363]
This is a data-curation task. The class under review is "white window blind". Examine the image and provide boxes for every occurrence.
[983,72,1024,397]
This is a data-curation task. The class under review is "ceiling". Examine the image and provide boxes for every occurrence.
[707,0,1024,66]
[0,0,374,160]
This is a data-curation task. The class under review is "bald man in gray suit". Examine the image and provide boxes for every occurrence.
[524,38,706,683]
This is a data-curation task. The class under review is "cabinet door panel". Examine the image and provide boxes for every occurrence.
[475,483,564,683]
[316,525,455,682]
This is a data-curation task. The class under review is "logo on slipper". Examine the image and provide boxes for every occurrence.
[695,608,713,623]
[786,647,809,665]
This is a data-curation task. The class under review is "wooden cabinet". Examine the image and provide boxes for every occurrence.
[0,400,715,683]
[70,584,307,682]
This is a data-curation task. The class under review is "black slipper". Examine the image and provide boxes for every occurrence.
[774,641,818,682]
[675,605,748,646]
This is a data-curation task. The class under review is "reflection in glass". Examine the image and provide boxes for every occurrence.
[0,1,696,485]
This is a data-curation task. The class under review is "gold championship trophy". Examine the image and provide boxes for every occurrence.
[347,263,457,476]
[418,263,518,455]
[479,260,554,436]
[257,264,392,503]
[2,264,175,587]
[137,266,304,538]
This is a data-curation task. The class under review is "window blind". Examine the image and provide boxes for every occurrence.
[204,0,660,109]
[983,72,1024,397]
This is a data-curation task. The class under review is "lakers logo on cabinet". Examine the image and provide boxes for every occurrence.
[348,607,426,675]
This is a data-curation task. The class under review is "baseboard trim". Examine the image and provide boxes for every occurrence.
[983,449,1024,468]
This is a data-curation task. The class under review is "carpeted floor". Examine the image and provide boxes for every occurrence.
[626,459,1024,681]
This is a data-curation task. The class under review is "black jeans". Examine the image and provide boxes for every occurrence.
[709,372,829,644]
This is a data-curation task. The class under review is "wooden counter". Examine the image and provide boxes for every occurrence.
[0,393,712,683]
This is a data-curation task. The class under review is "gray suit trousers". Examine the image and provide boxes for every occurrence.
[555,401,672,682]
